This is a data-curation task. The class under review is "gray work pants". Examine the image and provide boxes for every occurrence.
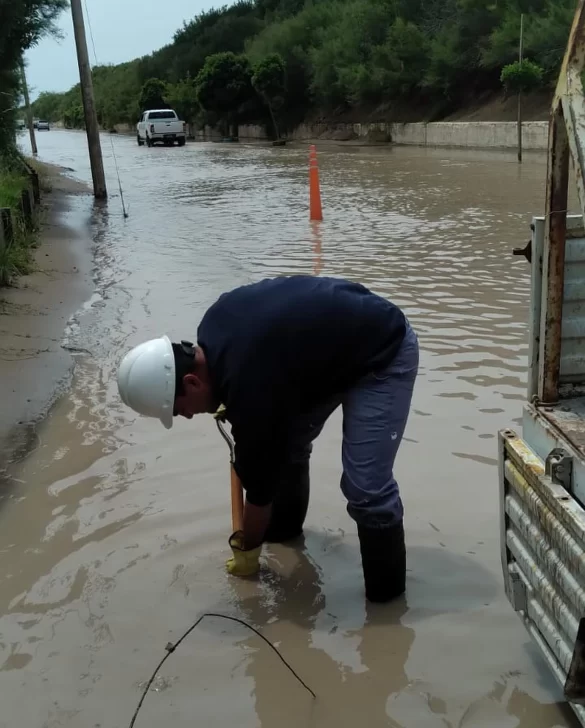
[289,323,419,528]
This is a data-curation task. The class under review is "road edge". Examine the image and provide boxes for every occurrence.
[0,164,95,474]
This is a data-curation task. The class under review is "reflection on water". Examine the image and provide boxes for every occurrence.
[0,130,578,727]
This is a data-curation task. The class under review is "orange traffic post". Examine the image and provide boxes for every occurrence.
[309,146,323,221]
[215,406,244,533]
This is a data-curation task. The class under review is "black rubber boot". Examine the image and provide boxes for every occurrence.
[264,461,310,543]
[357,522,406,603]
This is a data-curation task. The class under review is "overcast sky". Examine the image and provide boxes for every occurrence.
[24,0,216,100]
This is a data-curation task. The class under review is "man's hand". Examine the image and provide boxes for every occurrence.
[226,531,262,577]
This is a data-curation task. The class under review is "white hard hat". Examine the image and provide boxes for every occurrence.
[117,335,175,429]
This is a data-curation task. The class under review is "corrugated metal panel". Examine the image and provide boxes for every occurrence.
[530,215,585,399]
[499,429,585,724]
[561,223,585,390]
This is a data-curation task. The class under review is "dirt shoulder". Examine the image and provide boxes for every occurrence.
[0,163,94,470]
[442,90,551,122]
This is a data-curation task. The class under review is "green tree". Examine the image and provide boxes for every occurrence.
[0,0,68,155]
[34,83,84,128]
[63,103,84,129]
[165,76,200,125]
[91,62,142,127]
[247,2,337,124]
[252,54,286,138]
[511,0,574,79]
[424,0,501,101]
[196,52,254,135]
[169,2,264,82]
[484,1,572,79]
[31,91,64,121]
[309,0,397,108]
[139,78,169,111]
[371,18,429,97]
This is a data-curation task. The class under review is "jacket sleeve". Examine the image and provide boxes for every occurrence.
[228,370,294,507]
[231,423,287,506]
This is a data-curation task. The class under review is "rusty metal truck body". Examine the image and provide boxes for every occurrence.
[499,3,585,721]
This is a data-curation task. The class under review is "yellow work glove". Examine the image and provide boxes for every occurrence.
[226,531,262,577]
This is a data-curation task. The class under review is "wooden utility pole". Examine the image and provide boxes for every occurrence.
[517,13,524,164]
[70,0,107,199]
[19,61,37,156]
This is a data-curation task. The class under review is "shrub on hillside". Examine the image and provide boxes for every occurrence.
[501,59,544,96]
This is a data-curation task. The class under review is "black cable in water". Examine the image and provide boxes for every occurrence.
[128,612,316,727]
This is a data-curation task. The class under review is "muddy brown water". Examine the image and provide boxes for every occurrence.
[1,130,579,727]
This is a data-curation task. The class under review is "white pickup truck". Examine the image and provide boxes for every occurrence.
[136,109,186,147]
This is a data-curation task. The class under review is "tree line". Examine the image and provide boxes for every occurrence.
[0,1,67,286]
[32,0,576,137]
[1,0,66,159]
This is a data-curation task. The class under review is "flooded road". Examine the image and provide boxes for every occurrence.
[1,130,578,727]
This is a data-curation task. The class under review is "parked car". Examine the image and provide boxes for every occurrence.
[37,120,50,131]
[136,109,186,147]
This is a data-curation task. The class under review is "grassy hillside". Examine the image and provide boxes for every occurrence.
[33,0,575,135]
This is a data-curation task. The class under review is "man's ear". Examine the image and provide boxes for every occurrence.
[183,372,201,390]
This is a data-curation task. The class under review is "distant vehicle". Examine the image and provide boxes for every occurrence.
[17,119,26,130]
[33,119,39,129]
[136,109,186,147]
[37,120,50,131]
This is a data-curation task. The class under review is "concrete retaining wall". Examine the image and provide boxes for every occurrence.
[390,121,548,150]
[62,117,550,151]
[195,120,549,151]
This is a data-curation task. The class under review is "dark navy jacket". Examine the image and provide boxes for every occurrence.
[198,275,406,506]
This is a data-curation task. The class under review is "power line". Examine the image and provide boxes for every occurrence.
[83,0,99,64]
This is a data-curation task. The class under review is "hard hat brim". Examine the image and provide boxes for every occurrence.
[160,407,173,430]
[158,334,175,430]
